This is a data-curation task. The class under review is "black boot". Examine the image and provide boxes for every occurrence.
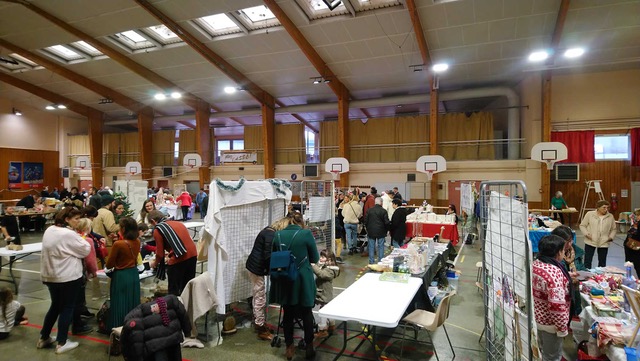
[305,343,316,360]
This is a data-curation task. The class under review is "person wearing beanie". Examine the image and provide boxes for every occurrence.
[92,194,119,241]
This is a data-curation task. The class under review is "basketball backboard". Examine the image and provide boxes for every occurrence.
[75,156,90,170]
[183,153,202,168]
[531,142,568,170]
[125,161,142,175]
[325,157,349,179]
[416,155,446,180]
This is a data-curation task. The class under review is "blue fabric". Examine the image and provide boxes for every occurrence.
[344,223,358,249]
[529,229,577,253]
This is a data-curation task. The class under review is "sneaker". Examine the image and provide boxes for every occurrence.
[5,236,15,242]
[305,344,316,360]
[36,337,56,349]
[286,344,296,361]
[55,340,79,354]
[71,325,93,335]
[257,328,273,341]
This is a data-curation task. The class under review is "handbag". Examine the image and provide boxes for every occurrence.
[95,238,109,259]
[270,230,306,282]
[349,203,362,224]
[625,228,640,251]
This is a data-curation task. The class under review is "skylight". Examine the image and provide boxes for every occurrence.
[195,13,242,36]
[44,45,84,61]
[9,53,38,67]
[240,5,275,22]
[147,25,179,41]
[112,30,155,50]
[71,41,102,57]
[295,0,349,20]
[353,0,402,11]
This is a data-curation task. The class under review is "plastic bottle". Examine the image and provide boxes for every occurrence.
[427,281,438,301]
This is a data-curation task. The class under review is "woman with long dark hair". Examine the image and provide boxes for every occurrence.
[137,199,156,225]
[37,207,90,354]
[105,217,141,330]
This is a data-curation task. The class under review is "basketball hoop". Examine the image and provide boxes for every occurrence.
[330,171,340,181]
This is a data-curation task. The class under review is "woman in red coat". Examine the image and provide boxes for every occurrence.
[175,191,192,221]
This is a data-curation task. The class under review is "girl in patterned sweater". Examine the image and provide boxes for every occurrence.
[532,234,571,361]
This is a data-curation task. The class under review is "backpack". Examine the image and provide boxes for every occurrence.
[96,300,111,334]
[270,230,306,282]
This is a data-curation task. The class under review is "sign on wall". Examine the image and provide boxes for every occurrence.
[220,151,257,164]
[8,161,44,189]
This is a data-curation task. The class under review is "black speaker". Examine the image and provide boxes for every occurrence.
[407,173,416,182]
[163,167,173,177]
[61,168,70,178]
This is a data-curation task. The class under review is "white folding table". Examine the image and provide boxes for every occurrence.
[183,221,204,240]
[318,272,423,360]
[0,242,42,294]
[96,269,155,280]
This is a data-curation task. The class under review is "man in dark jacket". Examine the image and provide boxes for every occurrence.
[390,199,407,248]
[364,197,390,264]
[88,187,102,210]
[245,225,277,341]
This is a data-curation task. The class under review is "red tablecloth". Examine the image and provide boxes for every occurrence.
[406,222,459,246]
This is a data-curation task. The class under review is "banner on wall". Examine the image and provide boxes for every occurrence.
[7,161,44,189]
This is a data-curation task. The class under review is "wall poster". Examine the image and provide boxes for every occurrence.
[7,161,44,189]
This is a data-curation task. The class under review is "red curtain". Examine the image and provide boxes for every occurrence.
[632,128,640,166]
[550,130,595,163]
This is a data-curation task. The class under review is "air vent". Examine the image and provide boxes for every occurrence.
[407,173,416,182]
[555,164,579,181]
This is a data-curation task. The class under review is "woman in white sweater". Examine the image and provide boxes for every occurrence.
[37,207,90,354]
[579,200,617,269]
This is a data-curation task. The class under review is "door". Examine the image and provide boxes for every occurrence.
[157,180,169,189]
[632,182,640,210]
[78,180,93,191]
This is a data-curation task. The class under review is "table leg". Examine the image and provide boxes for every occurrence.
[331,321,348,361]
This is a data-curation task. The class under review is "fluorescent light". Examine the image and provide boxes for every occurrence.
[432,63,449,73]
[154,93,167,100]
[224,86,237,94]
[46,105,55,110]
[57,104,66,109]
[528,50,549,62]
[313,79,321,84]
[564,47,585,58]
[170,92,182,99]
[12,108,22,116]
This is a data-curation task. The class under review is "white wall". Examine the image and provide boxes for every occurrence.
[0,98,61,151]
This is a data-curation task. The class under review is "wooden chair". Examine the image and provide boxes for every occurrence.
[400,291,456,360]
[621,285,640,348]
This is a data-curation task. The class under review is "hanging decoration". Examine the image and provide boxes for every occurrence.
[267,178,291,196]
[215,177,246,192]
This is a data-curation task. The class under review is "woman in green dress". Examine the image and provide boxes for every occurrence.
[105,217,141,330]
[269,212,319,360]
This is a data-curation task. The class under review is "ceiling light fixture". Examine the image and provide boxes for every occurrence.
[46,105,55,110]
[154,93,167,100]
[224,86,237,94]
[170,91,182,99]
[12,107,22,116]
[99,98,113,104]
[528,50,549,62]
[564,47,585,58]
[57,104,67,109]
[432,63,449,73]
[311,76,331,84]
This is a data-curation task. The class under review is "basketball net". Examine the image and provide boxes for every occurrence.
[426,171,434,181]
[330,171,340,181]
[544,160,555,170]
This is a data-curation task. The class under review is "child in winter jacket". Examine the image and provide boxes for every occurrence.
[312,250,340,339]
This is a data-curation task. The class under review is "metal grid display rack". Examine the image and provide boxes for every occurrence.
[479,180,535,361]
[300,180,335,254]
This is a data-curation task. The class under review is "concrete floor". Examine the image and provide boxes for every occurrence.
[5,216,627,361]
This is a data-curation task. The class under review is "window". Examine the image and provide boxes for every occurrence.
[305,128,318,163]
[43,45,85,61]
[215,139,244,165]
[236,5,280,30]
[9,53,38,67]
[113,30,155,50]
[594,135,630,160]
[295,0,349,19]
[194,13,243,37]
[70,41,103,57]
[145,25,183,44]
[174,140,180,166]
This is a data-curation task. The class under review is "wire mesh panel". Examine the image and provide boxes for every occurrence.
[301,180,335,254]
[480,181,534,361]
[219,198,286,303]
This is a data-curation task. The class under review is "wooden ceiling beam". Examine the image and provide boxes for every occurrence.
[405,0,432,67]
[264,0,349,99]
[551,0,571,49]
[0,72,103,119]
[134,0,273,108]
[13,0,204,111]
[0,39,153,115]
[178,120,196,129]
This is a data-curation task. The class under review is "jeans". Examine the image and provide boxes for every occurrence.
[41,278,82,344]
[584,244,608,268]
[392,240,402,248]
[368,237,386,264]
[538,330,563,361]
[344,223,358,250]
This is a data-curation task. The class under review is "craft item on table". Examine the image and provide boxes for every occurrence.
[577,270,595,281]
[590,288,605,297]
[591,320,629,348]
[591,299,622,317]
[379,272,410,283]
[600,266,626,275]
